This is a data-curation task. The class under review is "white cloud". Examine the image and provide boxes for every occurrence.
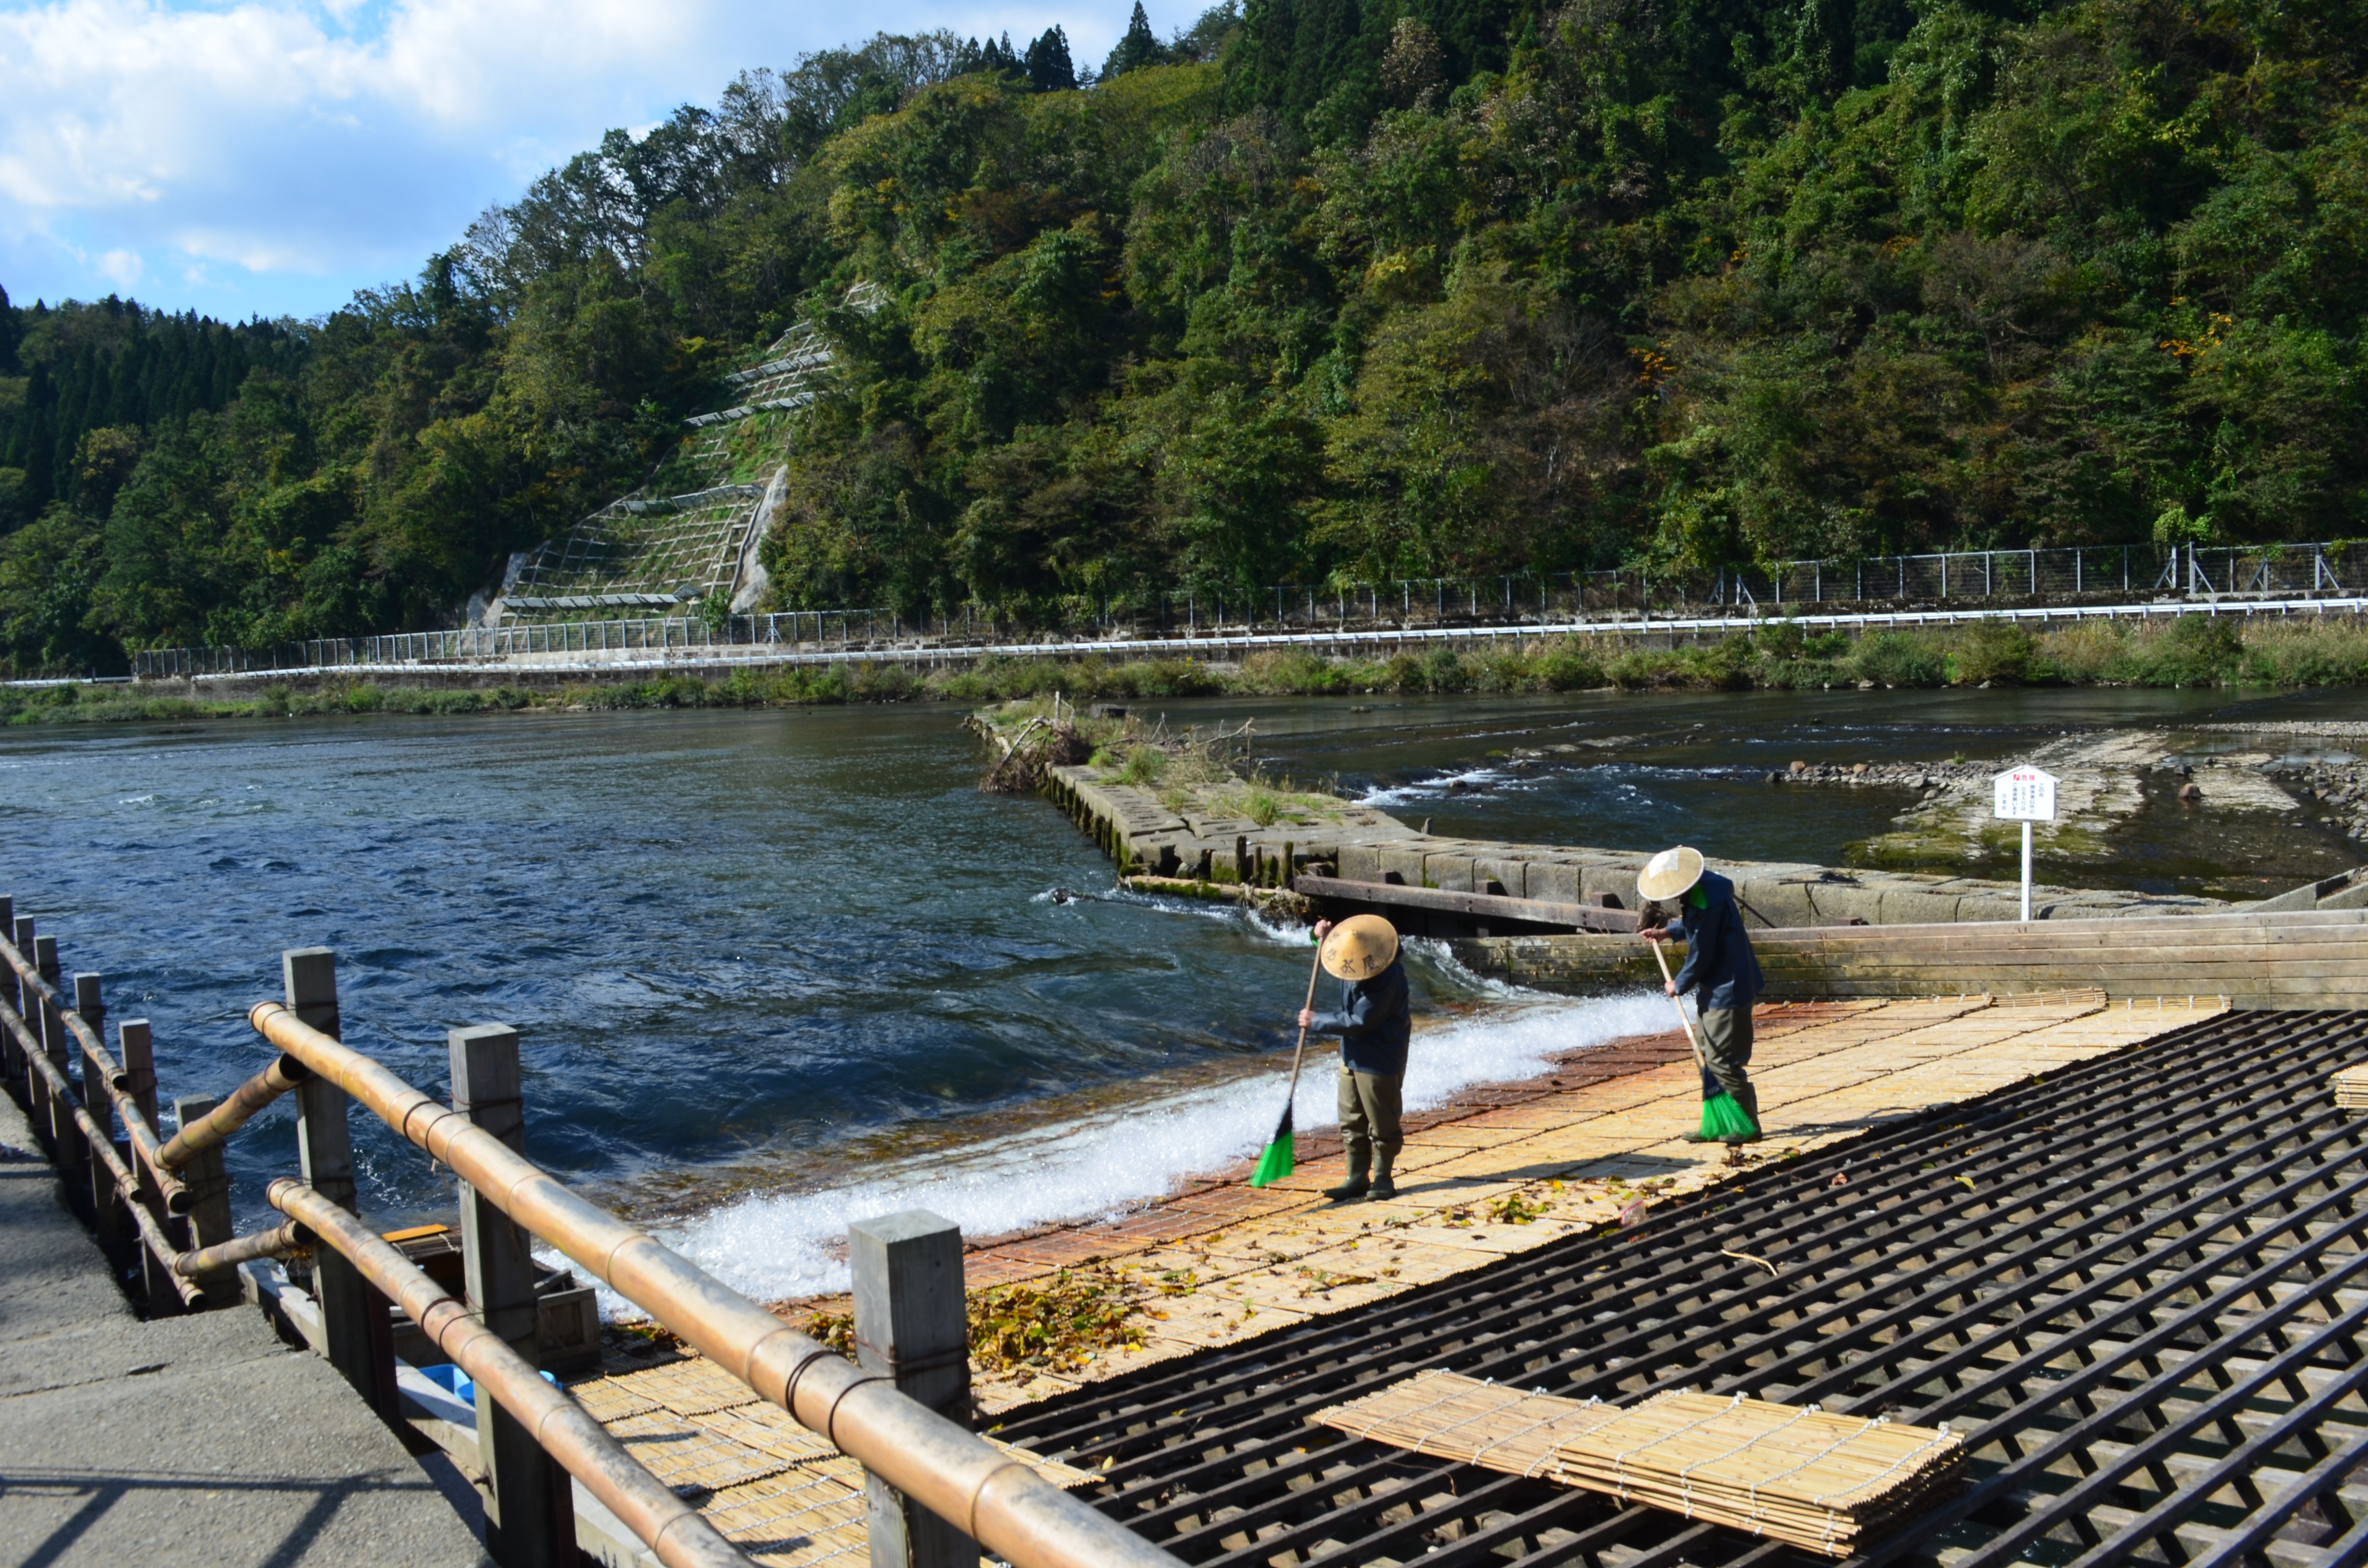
[0,0,1190,316]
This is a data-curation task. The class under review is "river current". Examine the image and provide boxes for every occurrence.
[4,686,2362,1300]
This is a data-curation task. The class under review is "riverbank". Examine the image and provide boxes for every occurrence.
[14,612,2368,726]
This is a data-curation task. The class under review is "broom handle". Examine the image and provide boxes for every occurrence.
[1647,934,1708,1075]
[1283,945,1324,1103]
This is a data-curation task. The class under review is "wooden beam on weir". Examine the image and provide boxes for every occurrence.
[1295,873,1644,934]
[1453,907,2368,1007]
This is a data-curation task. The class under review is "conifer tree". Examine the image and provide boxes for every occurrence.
[1103,3,1169,78]
[1023,26,1076,92]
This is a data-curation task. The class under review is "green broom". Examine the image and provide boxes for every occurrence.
[1650,937,1759,1142]
[1250,943,1328,1188]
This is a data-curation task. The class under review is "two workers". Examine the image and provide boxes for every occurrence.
[1288,843,1761,1206]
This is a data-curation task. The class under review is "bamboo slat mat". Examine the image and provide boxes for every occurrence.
[2336,1065,2368,1109]
[605,1409,799,1496]
[1312,1371,1963,1557]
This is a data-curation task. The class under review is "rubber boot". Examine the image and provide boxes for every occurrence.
[1325,1151,1371,1202]
[1369,1149,1398,1201]
[1725,1083,1764,1146]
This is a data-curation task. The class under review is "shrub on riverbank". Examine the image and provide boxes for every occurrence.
[10,613,2368,727]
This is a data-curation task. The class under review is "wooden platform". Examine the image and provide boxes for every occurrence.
[1456,906,2368,1007]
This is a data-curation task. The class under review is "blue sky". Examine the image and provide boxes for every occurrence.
[0,0,1192,321]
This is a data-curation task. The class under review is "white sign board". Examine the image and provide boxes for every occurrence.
[1993,767,2058,822]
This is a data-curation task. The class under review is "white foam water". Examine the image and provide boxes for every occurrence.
[1358,766,1520,807]
[653,989,1672,1306]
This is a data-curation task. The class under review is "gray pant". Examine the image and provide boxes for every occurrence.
[1338,1068,1404,1166]
[1697,1007,1754,1101]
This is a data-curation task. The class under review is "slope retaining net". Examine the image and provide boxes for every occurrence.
[995,1006,2368,1567]
[495,290,876,624]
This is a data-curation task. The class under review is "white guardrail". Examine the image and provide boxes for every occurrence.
[23,594,2365,688]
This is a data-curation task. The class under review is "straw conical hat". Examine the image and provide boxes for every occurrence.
[1320,914,1400,980]
[1637,845,1706,903]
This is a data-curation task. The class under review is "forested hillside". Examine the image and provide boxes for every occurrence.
[6,0,2366,674]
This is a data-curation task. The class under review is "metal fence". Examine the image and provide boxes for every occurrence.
[122,539,2366,678]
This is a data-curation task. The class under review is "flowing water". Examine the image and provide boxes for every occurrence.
[3,685,2362,1300]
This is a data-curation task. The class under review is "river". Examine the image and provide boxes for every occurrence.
[3,685,2360,1300]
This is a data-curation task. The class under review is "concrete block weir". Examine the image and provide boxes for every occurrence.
[979,703,2368,1008]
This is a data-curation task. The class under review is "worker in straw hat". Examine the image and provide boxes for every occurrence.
[1637,846,1765,1143]
[1297,914,1413,1201]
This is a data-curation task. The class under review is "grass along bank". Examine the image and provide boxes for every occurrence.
[9,614,2368,727]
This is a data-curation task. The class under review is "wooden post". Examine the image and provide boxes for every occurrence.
[74,974,126,1253]
[118,1019,180,1313]
[450,1023,574,1568]
[284,949,397,1419]
[851,1209,976,1568]
[0,896,15,1086]
[36,936,79,1187]
[10,916,39,1124]
[173,1091,238,1308]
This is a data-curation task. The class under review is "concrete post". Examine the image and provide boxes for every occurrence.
[173,1092,238,1308]
[451,1023,573,1568]
[284,948,397,1419]
[851,1209,976,1568]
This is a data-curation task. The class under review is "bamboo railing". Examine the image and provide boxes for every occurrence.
[0,907,1181,1568]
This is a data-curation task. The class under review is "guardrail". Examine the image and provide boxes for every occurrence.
[0,905,1179,1568]
[111,539,2368,681]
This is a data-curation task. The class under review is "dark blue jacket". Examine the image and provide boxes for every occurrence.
[1666,870,1764,1012]
[1308,958,1412,1077]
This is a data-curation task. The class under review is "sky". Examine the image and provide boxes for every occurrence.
[0,0,1193,321]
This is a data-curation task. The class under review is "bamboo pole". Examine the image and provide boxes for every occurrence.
[174,1220,305,1278]
[0,988,190,1213]
[157,1053,310,1168]
[1646,935,1710,1081]
[268,1181,750,1568]
[245,1001,1181,1568]
[0,935,191,1213]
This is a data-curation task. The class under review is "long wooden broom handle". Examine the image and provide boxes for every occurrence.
[1282,944,1325,1104]
[1647,934,1708,1073]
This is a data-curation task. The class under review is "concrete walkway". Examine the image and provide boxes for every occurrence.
[0,1092,486,1567]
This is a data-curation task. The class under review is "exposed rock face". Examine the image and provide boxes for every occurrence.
[1836,730,2299,866]
[1767,761,1984,791]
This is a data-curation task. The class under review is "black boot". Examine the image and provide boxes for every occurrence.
[1725,1083,1764,1146]
[1325,1151,1371,1202]
[1369,1149,1398,1201]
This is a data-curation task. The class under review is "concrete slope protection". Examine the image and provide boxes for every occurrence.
[992,1006,2368,1568]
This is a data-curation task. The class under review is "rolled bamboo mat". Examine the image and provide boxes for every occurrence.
[2336,1066,2368,1110]
[1311,1371,1963,1557]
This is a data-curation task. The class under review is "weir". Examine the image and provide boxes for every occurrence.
[982,708,2368,1000]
